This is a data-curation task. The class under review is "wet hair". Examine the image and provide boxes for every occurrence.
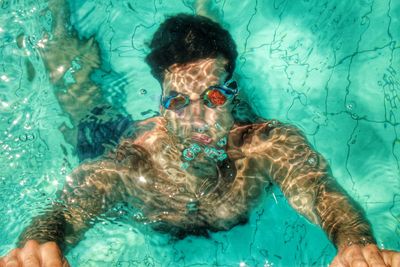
[145,13,238,83]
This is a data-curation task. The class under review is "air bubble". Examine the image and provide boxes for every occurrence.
[307,155,318,166]
[268,120,278,128]
[18,133,35,142]
[217,136,227,147]
[139,89,147,95]
[346,101,356,111]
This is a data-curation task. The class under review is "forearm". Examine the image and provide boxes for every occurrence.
[274,152,376,249]
[42,0,105,123]
[17,197,101,253]
[278,164,375,249]
[18,157,128,251]
[277,167,375,250]
[17,202,68,251]
[260,123,375,249]
[316,177,375,249]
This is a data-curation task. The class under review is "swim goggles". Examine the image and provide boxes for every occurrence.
[162,80,238,111]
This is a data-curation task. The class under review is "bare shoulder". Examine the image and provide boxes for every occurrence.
[110,116,176,165]
[130,116,169,146]
[227,119,306,146]
[227,119,310,157]
[135,116,168,132]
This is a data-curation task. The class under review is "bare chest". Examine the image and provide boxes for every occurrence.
[126,136,270,233]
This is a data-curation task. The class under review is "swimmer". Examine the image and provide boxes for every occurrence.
[1,11,400,267]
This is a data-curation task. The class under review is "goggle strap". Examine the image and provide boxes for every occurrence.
[225,80,237,90]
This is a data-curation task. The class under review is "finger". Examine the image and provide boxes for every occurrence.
[390,251,400,267]
[340,246,368,267]
[20,240,41,267]
[361,245,386,267]
[329,256,347,267]
[381,250,398,266]
[349,260,368,267]
[62,257,71,267]
[39,242,64,267]
[4,248,21,267]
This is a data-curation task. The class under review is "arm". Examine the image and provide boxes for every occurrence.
[18,158,128,250]
[41,0,106,122]
[0,140,148,266]
[259,123,374,248]
[18,139,147,249]
[17,0,116,147]
[248,121,399,266]
[0,160,120,267]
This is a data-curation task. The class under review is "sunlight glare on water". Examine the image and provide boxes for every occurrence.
[0,0,399,266]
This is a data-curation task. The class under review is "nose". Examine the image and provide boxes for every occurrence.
[187,99,209,132]
[189,98,205,118]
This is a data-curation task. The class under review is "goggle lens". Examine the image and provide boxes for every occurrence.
[165,95,189,110]
[204,89,227,107]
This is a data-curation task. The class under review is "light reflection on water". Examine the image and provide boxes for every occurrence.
[0,0,399,266]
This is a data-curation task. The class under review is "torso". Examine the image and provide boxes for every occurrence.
[119,116,275,236]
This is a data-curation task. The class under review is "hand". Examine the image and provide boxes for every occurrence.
[330,244,400,267]
[0,240,70,267]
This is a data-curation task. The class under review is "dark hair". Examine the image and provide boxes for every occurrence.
[145,14,238,83]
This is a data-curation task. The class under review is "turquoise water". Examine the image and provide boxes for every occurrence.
[0,0,399,266]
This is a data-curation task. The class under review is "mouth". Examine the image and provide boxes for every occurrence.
[192,133,213,145]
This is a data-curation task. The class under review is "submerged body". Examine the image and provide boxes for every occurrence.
[1,6,400,267]
[109,116,325,235]
[85,118,278,233]
[52,59,315,240]
[33,116,326,242]
[18,58,373,251]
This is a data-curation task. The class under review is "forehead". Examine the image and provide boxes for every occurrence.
[162,57,228,95]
